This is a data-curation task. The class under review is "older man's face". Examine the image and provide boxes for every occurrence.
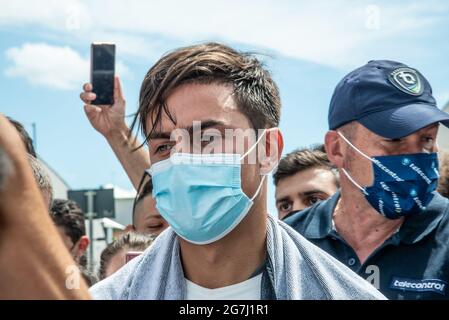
[340,122,439,188]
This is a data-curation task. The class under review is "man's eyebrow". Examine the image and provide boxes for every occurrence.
[148,120,228,140]
[148,131,172,140]
[184,120,228,135]
[302,190,327,197]
[275,196,291,204]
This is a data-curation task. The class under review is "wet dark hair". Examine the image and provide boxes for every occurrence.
[130,42,281,148]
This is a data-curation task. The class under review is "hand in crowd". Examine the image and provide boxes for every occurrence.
[80,76,127,139]
[0,114,90,299]
[80,76,151,189]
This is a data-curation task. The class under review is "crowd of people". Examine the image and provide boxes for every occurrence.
[1,42,449,300]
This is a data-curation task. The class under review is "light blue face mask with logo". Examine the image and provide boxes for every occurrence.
[338,132,440,219]
[147,131,268,245]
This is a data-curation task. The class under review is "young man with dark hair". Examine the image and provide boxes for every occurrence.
[274,144,339,219]
[81,42,383,300]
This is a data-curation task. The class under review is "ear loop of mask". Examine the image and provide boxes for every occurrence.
[240,129,267,161]
[239,129,269,201]
[337,131,370,196]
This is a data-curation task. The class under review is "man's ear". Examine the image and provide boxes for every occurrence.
[77,235,89,254]
[259,128,283,175]
[325,130,344,168]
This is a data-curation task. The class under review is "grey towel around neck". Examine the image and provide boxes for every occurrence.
[90,215,386,300]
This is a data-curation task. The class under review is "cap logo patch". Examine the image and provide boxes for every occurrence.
[388,67,423,96]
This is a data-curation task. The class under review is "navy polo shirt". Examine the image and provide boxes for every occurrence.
[284,191,449,300]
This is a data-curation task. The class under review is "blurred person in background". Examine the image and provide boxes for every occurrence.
[7,117,53,209]
[51,199,97,286]
[98,232,154,280]
[28,154,53,209]
[437,151,449,199]
[273,144,339,219]
[7,117,37,157]
[125,178,169,236]
[0,113,90,299]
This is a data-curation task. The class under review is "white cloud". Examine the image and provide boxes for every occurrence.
[4,42,130,90]
[0,0,447,68]
[0,0,91,32]
[5,43,88,90]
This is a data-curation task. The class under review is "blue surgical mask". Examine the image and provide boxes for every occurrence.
[147,131,268,245]
[338,132,440,219]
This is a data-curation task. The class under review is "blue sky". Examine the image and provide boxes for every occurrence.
[1,0,449,214]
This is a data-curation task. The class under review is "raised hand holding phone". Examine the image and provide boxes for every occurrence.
[80,43,151,190]
[81,42,126,139]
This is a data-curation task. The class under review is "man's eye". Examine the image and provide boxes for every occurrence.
[279,202,292,212]
[201,133,223,145]
[202,132,222,140]
[156,144,172,154]
[385,138,403,143]
[307,195,324,206]
[422,137,435,152]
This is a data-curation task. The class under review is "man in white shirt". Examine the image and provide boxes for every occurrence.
[81,42,384,300]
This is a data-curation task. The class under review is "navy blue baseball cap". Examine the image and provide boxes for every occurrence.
[328,60,449,139]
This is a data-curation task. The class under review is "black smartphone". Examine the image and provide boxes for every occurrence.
[90,42,115,105]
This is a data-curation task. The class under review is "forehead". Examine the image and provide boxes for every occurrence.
[355,122,439,141]
[145,82,252,133]
[135,195,156,214]
[275,168,337,199]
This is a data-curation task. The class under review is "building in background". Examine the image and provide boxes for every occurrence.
[39,157,70,200]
